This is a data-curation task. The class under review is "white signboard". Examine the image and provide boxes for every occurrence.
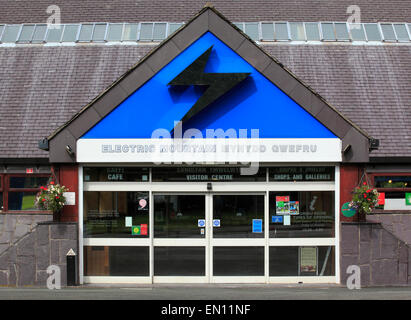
[77,138,341,163]
[63,192,76,206]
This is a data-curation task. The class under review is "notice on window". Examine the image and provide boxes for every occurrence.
[300,247,317,274]
[125,216,132,227]
[289,201,299,215]
[252,219,263,233]
[283,215,291,226]
[136,193,149,212]
[276,196,290,214]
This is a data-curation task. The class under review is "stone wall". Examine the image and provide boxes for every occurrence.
[367,214,411,245]
[341,222,410,287]
[0,221,78,287]
[0,214,53,255]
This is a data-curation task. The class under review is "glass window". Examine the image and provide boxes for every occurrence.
[83,167,149,182]
[393,24,410,41]
[84,246,149,276]
[0,25,4,40]
[374,176,411,188]
[380,23,396,41]
[83,191,149,238]
[321,23,336,40]
[213,247,264,276]
[32,25,47,43]
[9,176,49,189]
[305,22,320,40]
[349,23,366,41]
[168,23,183,35]
[78,24,93,42]
[269,246,335,276]
[17,25,35,43]
[364,23,382,41]
[335,23,350,40]
[153,23,167,40]
[61,24,79,42]
[8,191,38,210]
[290,22,305,40]
[269,191,335,238]
[2,25,21,42]
[154,247,205,276]
[269,167,334,182]
[0,192,3,212]
[244,22,259,41]
[213,194,264,238]
[274,22,289,40]
[139,23,153,40]
[261,23,274,41]
[152,167,266,182]
[92,24,107,41]
[106,24,123,41]
[233,23,244,32]
[154,195,205,238]
[122,23,138,41]
[46,26,63,42]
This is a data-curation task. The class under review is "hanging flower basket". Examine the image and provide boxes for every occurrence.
[35,181,68,221]
[349,181,379,222]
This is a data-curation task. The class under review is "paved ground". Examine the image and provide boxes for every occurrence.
[0,284,411,300]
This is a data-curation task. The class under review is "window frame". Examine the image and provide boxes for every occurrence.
[1,173,52,214]
[370,172,411,213]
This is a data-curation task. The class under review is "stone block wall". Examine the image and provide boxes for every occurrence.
[0,220,78,287]
[0,214,53,255]
[341,222,410,287]
[367,214,411,245]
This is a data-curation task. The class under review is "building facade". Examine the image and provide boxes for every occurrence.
[0,1,410,287]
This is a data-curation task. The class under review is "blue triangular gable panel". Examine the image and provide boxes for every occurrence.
[81,32,336,139]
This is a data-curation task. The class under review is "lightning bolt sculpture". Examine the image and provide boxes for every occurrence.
[168,45,250,131]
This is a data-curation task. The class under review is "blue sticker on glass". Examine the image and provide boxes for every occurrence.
[272,216,283,223]
[252,219,263,233]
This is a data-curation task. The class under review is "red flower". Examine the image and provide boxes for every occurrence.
[55,196,59,199]
[363,194,367,198]
[42,198,46,202]
[50,181,54,185]
[363,182,367,185]
[366,190,370,193]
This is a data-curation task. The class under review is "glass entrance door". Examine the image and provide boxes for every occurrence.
[152,193,266,282]
[210,194,266,282]
[153,194,266,283]
[153,194,208,282]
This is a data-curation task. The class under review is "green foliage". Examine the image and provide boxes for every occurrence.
[349,182,379,214]
[35,181,68,213]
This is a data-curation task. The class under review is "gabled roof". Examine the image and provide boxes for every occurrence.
[46,5,373,163]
